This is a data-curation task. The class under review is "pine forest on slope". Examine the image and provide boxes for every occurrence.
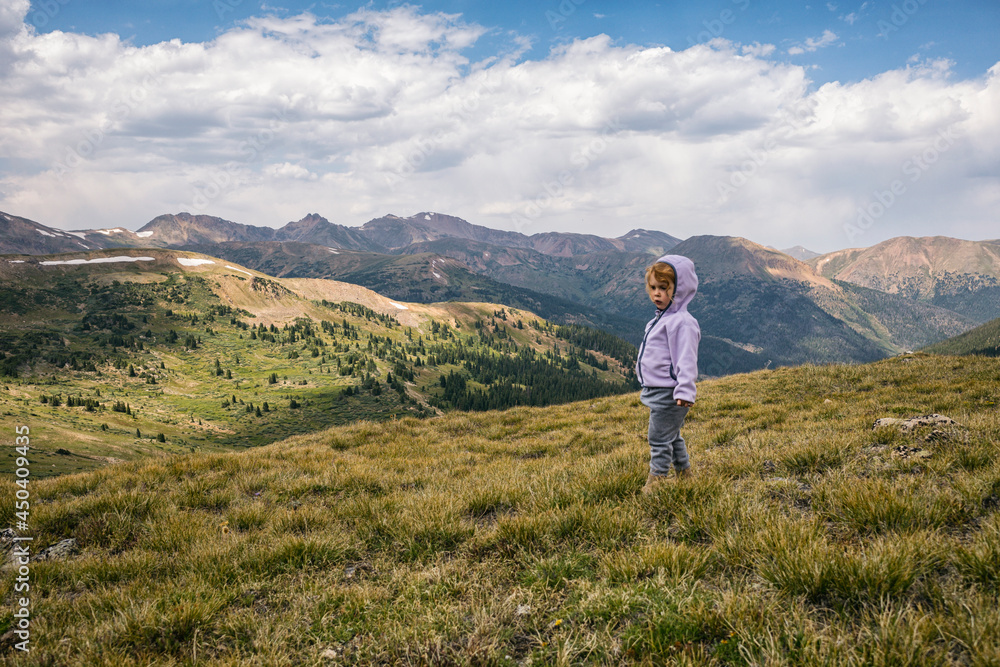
[0,249,636,477]
[922,315,1000,357]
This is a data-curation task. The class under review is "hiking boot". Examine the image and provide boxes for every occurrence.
[675,466,693,479]
[642,472,669,495]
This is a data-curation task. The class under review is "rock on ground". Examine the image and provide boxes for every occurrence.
[872,414,958,432]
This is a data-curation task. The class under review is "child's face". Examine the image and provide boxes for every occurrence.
[647,277,674,310]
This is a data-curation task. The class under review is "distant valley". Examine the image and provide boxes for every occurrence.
[0,248,637,476]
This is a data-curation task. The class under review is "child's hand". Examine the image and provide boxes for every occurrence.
[676,399,694,407]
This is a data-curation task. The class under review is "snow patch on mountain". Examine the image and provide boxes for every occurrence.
[176,258,216,267]
[40,256,155,265]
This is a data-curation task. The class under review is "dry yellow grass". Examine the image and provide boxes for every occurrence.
[1,353,998,665]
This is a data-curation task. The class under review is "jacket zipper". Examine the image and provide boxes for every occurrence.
[636,308,665,387]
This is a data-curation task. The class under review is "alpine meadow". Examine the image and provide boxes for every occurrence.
[0,351,998,665]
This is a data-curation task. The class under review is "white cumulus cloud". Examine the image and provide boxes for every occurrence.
[788,29,839,55]
[0,8,996,253]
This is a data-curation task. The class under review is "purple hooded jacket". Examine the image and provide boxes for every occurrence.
[635,254,701,403]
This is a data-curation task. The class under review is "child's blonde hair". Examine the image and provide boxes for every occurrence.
[645,262,676,291]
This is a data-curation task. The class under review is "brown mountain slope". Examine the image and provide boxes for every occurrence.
[0,211,99,254]
[676,235,838,290]
[809,236,1000,322]
[137,212,278,245]
[358,212,530,251]
[812,236,1000,286]
[615,229,683,255]
[277,213,383,251]
[777,245,821,261]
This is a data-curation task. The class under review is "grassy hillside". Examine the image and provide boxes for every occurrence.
[922,317,1000,357]
[177,242,646,344]
[2,354,998,665]
[0,250,635,478]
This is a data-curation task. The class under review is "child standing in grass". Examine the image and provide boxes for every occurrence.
[635,255,701,494]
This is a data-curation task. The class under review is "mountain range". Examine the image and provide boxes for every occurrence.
[0,210,681,257]
[3,209,996,375]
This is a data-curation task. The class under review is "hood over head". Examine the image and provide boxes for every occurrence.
[656,254,698,314]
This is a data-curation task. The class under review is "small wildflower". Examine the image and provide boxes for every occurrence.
[220,520,230,535]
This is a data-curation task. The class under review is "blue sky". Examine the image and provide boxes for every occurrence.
[2,0,998,252]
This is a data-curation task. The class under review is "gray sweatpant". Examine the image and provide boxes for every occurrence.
[640,387,690,476]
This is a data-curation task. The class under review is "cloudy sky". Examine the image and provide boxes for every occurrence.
[1,0,997,253]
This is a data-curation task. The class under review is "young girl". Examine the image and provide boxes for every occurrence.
[635,255,701,493]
